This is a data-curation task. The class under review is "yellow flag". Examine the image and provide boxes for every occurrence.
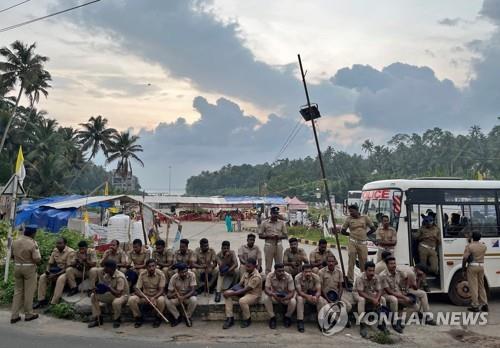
[15,146,26,184]
[104,181,109,196]
[83,211,89,223]
[477,171,484,180]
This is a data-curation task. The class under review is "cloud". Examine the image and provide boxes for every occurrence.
[480,0,500,23]
[438,17,463,26]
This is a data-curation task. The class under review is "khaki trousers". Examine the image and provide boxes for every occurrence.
[408,289,430,312]
[128,295,166,318]
[353,292,386,315]
[467,265,487,307]
[165,296,197,319]
[224,294,259,319]
[418,245,439,275]
[38,273,62,301]
[347,241,368,282]
[88,267,127,289]
[264,242,283,274]
[263,295,297,318]
[216,271,237,292]
[91,292,128,320]
[193,268,218,290]
[11,265,37,319]
[296,295,327,320]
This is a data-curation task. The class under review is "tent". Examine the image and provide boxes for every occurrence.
[286,196,308,211]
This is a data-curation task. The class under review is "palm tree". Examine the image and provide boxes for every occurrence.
[22,69,51,130]
[106,131,144,191]
[77,115,117,159]
[0,41,50,155]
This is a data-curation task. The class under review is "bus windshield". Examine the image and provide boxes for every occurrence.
[359,188,402,230]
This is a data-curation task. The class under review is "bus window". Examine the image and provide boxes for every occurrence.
[361,189,401,230]
[409,204,438,231]
[442,204,499,238]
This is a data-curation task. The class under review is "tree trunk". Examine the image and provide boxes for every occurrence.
[0,86,24,156]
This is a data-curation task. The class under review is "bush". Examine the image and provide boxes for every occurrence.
[0,266,14,305]
[0,220,11,259]
[371,331,395,345]
[49,303,75,319]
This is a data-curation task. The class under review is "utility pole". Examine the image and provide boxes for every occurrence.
[297,54,347,287]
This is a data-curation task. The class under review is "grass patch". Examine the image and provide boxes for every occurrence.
[371,331,395,345]
[288,226,348,246]
[49,303,76,319]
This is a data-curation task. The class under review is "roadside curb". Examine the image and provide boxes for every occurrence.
[295,237,347,250]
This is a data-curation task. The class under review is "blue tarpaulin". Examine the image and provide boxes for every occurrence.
[223,196,287,205]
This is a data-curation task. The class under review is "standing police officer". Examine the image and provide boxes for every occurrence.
[259,207,287,274]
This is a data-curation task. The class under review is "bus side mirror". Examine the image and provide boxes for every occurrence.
[342,199,348,215]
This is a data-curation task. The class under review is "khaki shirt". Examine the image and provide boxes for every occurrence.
[152,249,173,267]
[47,246,75,270]
[194,247,217,267]
[318,266,343,293]
[375,260,387,275]
[283,247,308,268]
[259,220,288,243]
[265,271,295,293]
[217,250,238,268]
[464,241,487,263]
[354,272,382,296]
[295,272,321,294]
[379,269,405,292]
[174,249,195,266]
[309,248,334,266]
[101,248,128,266]
[342,215,374,241]
[137,269,166,296]
[168,271,197,295]
[376,227,397,246]
[128,248,150,267]
[239,268,262,296]
[70,248,97,268]
[416,225,441,248]
[96,269,128,295]
[238,244,262,265]
[12,235,41,264]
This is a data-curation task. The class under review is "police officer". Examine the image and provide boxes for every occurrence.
[128,259,166,328]
[151,239,173,282]
[463,232,488,312]
[318,255,352,313]
[127,239,149,275]
[51,240,97,304]
[10,225,41,323]
[100,239,128,270]
[88,259,129,328]
[309,239,334,273]
[192,238,218,293]
[259,206,287,274]
[34,237,74,308]
[283,237,308,277]
[263,263,296,329]
[340,204,376,286]
[215,241,238,303]
[165,263,198,327]
[238,233,263,277]
[295,263,326,333]
[416,215,441,275]
[376,215,397,262]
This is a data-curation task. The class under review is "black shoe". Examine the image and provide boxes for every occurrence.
[68,287,79,296]
[284,316,292,328]
[223,317,234,329]
[33,299,48,309]
[153,318,161,328]
[196,287,204,295]
[425,318,437,326]
[113,318,121,328]
[297,320,304,333]
[392,320,404,334]
[214,292,221,303]
[481,304,489,312]
[24,314,39,322]
[88,316,103,328]
[360,323,368,338]
[185,317,193,327]
[10,317,21,324]
[269,316,277,329]
[468,306,480,312]
[240,318,252,328]
[170,316,181,327]
[346,281,353,291]
[378,323,389,335]
[134,317,143,328]
[423,285,430,293]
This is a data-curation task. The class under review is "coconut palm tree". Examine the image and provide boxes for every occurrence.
[0,41,50,155]
[106,131,144,191]
[77,115,117,159]
[22,69,51,130]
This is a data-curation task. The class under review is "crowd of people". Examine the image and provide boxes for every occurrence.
[8,205,489,338]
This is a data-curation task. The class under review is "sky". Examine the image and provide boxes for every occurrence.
[1,0,500,193]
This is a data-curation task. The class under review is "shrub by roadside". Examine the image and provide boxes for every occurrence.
[288,225,348,246]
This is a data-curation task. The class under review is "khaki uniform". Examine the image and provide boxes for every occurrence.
[216,250,238,292]
[224,268,262,319]
[416,225,441,274]
[464,241,488,308]
[38,246,75,301]
[342,215,374,282]
[283,247,308,277]
[128,248,150,270]
[151,249,174,281]
[309,248,334,274]
[100,248,128,268]
[405,268,430,312]
[375,260,388,275]
[376,226,397,262]
[380,268,415,312]
[353,272,386,315]
[11,235,41,319]
[318,266,352,311]
[238,244,262,277]
[128,269,166,318]
[263,271,297,317]
[295,272,327,320]
[193,247,218,289]
[51,248,97,304]
[259,220,287,274]
[91,269,129,320]
[167,249,196,279]
[165,271,198,319]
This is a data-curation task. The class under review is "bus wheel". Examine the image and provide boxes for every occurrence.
[448,271,471,306]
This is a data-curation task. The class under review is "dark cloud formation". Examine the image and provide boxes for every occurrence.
[438,17,463,26]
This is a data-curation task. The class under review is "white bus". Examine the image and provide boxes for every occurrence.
[347,190,362,208]
[360,179,500,305]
